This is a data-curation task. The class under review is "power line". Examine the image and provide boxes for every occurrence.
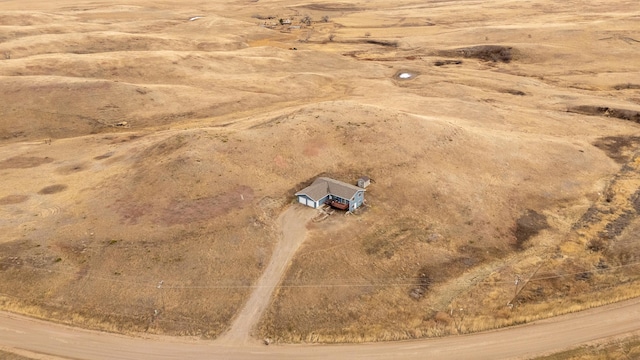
[1,259,639,334]
[1,258,639,289]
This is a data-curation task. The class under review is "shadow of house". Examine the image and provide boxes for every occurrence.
[295,177,365,212]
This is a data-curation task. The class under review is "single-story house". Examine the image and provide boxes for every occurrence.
[295,177,365,212]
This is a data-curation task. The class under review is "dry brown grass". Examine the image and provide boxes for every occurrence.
[0,350,34,360]
[533,335,640,360]
[1,0,640,343]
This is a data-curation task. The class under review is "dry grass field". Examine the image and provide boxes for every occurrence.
[0,350,32,360]
[1,0,639,344]
[534,336,640,360]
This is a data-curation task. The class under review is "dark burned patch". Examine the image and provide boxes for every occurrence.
[159,186,254,226]
[409,267,433,300]
[514,210,549,250]
[592,136,640,163]
[0,156,53,169]
[433,60,462,66]
[568,105,640,123]
[500,89,526,96]
[409,252,490,300]
[55,163,88,175]
[587,238,608,252]
[0,194,29,205]
[575,271,592,282]
[440,45,513,63]
[573,205,604,230]
[456,245,496,266]
[613,83,640,90]
[339,39,399,48]
[38,184,68,195]
[364,39,397,47]
[301,2,364,11]
[94,152,114,160]
[631,189,640,213]
[598,210,636,240]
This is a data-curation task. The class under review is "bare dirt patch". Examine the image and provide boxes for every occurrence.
[37,184,68,195]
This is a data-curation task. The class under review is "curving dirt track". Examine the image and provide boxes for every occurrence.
[0,297,639,359]
[218,205,316,345]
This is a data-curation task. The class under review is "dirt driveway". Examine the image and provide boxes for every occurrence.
[217,205,316,344]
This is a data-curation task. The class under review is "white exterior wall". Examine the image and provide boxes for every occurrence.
[298,195,317,208]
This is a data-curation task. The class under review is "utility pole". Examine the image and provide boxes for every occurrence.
[507,263,544,307]
[157,280,165,312]
[507,275,521,308]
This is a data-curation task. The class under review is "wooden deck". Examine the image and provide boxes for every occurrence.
[328,200,348,210]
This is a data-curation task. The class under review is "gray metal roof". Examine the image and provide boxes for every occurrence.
[295,177,365,202]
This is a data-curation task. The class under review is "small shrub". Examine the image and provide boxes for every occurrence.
[587,238,607,252]
[300,16,312,26]
[433,311,452,325]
